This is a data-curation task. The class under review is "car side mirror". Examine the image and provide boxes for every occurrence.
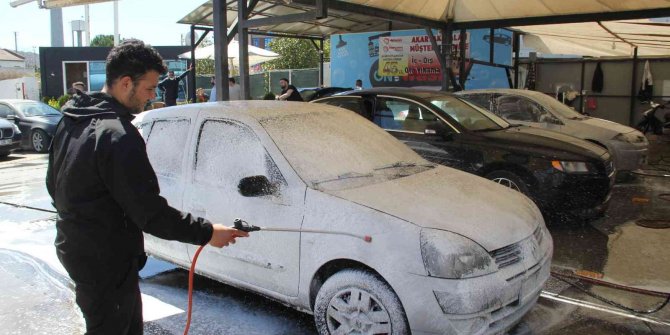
[544,116,562,125]
[6,115,16,122]
[238,175,277,197]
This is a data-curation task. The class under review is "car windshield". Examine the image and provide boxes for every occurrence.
[259,108,431,189]
[530,93,585,119]
[16,102,61,117]
[428,95,509,131]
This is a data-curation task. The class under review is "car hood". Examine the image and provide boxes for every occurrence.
[477,126,608,161]
[325,166,540,251]
[24,115,62,124]
[576,117,638,136]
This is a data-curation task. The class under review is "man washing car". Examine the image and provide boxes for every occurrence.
[47,39,249,335]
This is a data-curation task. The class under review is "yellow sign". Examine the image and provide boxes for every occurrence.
[379,36,409,76]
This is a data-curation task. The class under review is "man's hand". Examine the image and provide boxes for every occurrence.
[209,224,249,248]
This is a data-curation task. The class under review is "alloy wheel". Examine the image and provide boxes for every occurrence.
[326,288,392,334]
[32,131,44,152]
[492,177,522,192]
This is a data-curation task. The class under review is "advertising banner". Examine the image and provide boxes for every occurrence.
[331,28,511,90]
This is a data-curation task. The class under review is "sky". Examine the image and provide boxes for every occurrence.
[0,0,207,53]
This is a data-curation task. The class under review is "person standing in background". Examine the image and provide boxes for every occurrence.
[354,79,363,90]
[208,76,217,102]
[158,65,192,106]
[228,78,242,100]
[276,78,303,101]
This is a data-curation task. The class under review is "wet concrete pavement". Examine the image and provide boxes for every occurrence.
[1,136,670,334]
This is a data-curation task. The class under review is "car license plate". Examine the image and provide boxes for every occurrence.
[0,139,11,145]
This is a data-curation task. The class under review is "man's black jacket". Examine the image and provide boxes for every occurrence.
[158,70,189,101]
[46,92,212,283]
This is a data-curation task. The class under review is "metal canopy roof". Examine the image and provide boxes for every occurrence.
[518,19,670,57]
[179,0,670,36]
[178,0,426,38]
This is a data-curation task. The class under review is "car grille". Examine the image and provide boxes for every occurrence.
[490,225,545,270]
[0,127,13,139]
[491,243,522,269]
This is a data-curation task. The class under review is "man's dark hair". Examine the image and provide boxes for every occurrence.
[229,77,235,84]
[280,78,289,83]
[105,39,167,87]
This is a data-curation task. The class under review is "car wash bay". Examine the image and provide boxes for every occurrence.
[0,135,669,334]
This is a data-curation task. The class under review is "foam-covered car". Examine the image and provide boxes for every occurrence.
[134,101,552,335]
[456,89,648,172]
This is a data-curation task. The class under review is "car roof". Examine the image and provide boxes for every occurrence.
[333,87,457,100]
[454,88,548,99]
[137,100,341,123]
[0,99,33,104]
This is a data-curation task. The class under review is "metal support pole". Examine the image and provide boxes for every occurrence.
[579,60,585,113]
[513,32,520,88]
[189,25,197,103]
[319,39,324,86]
[444,24,458,91]
[50,8,64,47]
[629,47,639,126]
[213,0,229,101]
[489,28,494,63]
[459,29,466,89]
[113,1,119,46]
[238,0,250,100]
[427,28,447,92]
[85,5,90,46]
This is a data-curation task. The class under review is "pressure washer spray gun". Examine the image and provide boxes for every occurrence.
[183,219,372,335]
[233,218,373,242]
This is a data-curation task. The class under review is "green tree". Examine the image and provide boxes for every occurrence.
[263,38,330,70]
[90,35,114,47]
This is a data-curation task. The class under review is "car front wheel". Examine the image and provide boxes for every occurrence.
[314,270,409,335]
[31,129,50,153]
[486,170,530,195]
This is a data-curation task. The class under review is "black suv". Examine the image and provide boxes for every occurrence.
[313,88,615,219]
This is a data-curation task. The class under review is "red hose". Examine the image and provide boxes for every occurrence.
[183,244,206,335]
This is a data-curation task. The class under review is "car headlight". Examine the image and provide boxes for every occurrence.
[420,229,496,279]
[11,123,20,134]
[613,132,646,144]
[551,160,592,173]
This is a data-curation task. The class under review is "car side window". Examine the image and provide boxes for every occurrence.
[146,119,190,179]
[0,104,12,118]
[376,98,439,133]
[194,120,286,194]
[461,94,492,110]
[320,98,365,117]
[496,96,551,123]
[136,121,153,142]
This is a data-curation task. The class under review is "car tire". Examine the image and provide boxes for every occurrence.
[486,170,530,195]
[31,129,50,153]
[314,270,409,335]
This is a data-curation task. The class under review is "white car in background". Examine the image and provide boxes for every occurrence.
[457,89,648,172]
[133,101,552,335]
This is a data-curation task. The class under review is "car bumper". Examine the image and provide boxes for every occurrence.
[0,140,21,155]
[398,228,553,335]
[609,142,648,172]
[533,170,613,214]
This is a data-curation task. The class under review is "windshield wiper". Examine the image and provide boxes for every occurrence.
[374,161,435,171]
[472,127,501,132]
[313,171,374,186]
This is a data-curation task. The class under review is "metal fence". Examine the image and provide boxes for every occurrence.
[196,68,320,100]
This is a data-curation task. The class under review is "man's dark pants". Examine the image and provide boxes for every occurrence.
[165,99,177,107]
[73,260,143,335]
